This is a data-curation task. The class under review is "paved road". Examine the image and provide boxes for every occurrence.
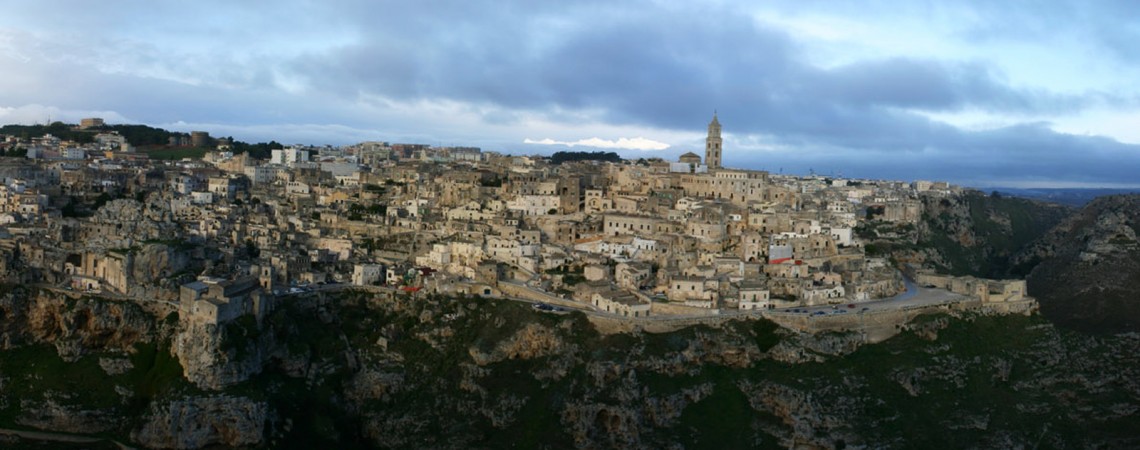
[0,427,134,449]
[35,283,179,308]
[768,275,968,319]
[305,275,968,325]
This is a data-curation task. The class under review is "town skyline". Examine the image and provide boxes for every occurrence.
[3,1,1140,187]
[0,44,1135,447]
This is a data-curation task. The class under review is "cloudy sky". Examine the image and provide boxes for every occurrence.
[2,1,1138,187]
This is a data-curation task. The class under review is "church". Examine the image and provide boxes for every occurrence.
[672,113,724,173]
[705,113,722,169]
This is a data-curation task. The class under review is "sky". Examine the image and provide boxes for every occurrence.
[1,1,1139,188]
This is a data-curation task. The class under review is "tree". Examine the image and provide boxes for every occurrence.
[549,151,621,164]
[244,239,260,258]
[230,140,285,159]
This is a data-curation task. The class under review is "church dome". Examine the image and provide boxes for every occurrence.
[678,152,701,164]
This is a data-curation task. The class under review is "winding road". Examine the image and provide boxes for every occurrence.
[0,427,134,449]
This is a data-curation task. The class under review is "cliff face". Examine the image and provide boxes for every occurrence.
[228,292,1139,449]
[1022,195,1140,332]
[0,287,268,449]
[128,243,194,301]
[1,287,1138,449]
[912,191,1071,277]
[873,191,1140,333]
[173,318,270,390]
[0,287,154,360]
[131,395,268,449]
[87,198,180,245]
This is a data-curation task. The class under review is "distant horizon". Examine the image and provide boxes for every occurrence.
[3,1,1140,189]
[8,117,1140,193]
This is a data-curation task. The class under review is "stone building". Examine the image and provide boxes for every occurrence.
[179,276,273,325]
[591,289,651,318]
[352,263,384,286]
[705,113,722,169]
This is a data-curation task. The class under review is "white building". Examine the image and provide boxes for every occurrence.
[270,147,310,166]
[352,264,384,286]
[243,165,281,185]
[506,195,560,216]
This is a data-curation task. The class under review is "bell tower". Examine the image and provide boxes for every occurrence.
[705,113,722,169]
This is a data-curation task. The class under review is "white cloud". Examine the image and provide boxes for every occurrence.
[523,137,670,151]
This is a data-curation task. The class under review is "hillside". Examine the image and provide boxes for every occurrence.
[0,122,182,146]
[996,187,1140,207]
[1020,195,1140,333]
[861,190,1072,278]
[915,191,1072,278]
[1,287,1137,448]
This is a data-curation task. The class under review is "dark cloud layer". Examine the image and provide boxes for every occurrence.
[1,0,1139,186]
[286,2,1137,164]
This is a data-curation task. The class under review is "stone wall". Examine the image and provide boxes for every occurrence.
[497,281,582,310]
[764,297,984,343]
[649,301,720,317]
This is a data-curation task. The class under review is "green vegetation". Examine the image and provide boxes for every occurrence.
[0,122,97,143]
[0,339,197,425]
[858,191,1069,278]
[479,176,503,187]
[0,345,124,417]
[229,140,284,159]
[126,341,199,412]
[1,147,26,157]
[0,122,182,146]
[1,286,1135,448]
[549,150,622,164]
[226,291,805,448]
[0,120,290,161]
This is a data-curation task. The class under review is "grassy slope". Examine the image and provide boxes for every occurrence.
[2,291,1137,448]
[919,192,1070,278]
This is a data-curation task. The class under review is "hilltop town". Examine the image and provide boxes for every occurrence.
[6,117,1136,450]
[0,115,1034,338]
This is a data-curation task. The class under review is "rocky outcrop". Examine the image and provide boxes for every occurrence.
[131,395,268,449]
[561,402,643,449]
[173,320,268,390]
[87,198,180,246]
[767,329,866,363]
[1023,195,1140,332]
[4,289,1139,449]
[16,396,123,434]
[908,191,1070,277]
[126,243,194,301]
[0,288,153,361]
[468,322,569,365]
[738,380,844,448]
